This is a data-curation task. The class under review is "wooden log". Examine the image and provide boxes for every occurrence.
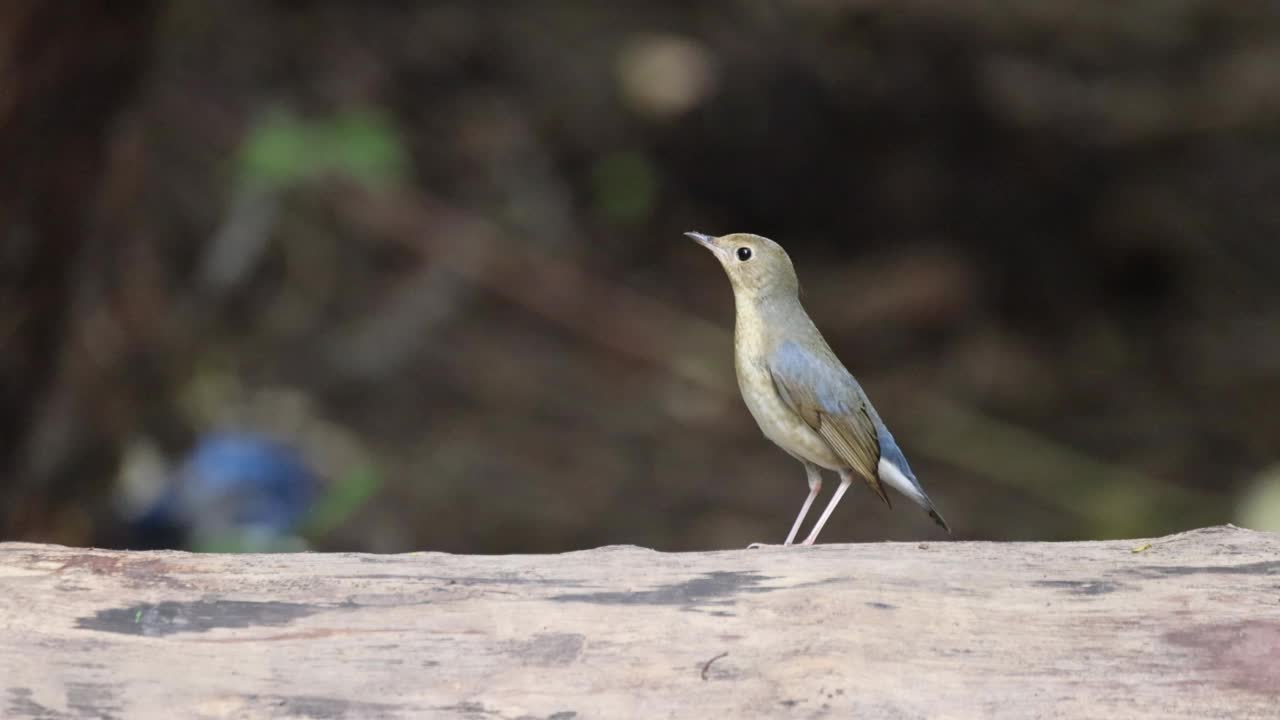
[1,525,1277,718]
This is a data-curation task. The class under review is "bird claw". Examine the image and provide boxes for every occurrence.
[746,542,771,549]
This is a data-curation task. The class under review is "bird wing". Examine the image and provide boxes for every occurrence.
[768,340,891,507]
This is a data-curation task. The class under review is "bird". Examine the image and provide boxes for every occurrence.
[685,231,949,544]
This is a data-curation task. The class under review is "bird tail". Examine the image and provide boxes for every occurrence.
[878,457,951,534]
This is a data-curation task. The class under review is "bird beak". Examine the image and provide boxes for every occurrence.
[684,231,728,261]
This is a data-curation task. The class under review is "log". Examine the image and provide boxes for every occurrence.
[1,525,1277,719]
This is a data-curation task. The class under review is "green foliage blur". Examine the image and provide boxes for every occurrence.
[237,110,407,191]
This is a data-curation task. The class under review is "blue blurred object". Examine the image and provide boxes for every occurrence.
[132,432,317,551]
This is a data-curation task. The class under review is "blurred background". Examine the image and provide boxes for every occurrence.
[3,1,1280,553]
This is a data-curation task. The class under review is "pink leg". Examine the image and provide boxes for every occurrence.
[783,463,823,546]
[801,471,853,545]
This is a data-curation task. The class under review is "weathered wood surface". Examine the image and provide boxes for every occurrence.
[1,525,1277,719]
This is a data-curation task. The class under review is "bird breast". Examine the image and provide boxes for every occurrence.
[733,315,845,470]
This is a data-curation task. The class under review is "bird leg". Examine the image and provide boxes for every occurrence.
[801,471,853,545]
[784,463,823,546]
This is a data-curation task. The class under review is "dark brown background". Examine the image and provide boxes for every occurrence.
[3,1,1279,552]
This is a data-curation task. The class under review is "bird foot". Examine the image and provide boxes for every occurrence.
[746,542,775,549]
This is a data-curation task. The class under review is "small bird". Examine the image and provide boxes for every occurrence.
[686,231,949,544]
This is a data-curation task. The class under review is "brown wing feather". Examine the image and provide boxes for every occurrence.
[816,412,891,508]
[769,368,890,507]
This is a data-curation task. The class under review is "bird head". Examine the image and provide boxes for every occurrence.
[685,231,799,299]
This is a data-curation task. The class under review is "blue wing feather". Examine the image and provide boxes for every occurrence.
[771,340,859,414]
[775,341,925,491]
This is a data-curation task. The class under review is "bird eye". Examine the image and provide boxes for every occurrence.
[736,247,752,261]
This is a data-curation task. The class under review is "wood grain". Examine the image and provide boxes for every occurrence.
[2,525,1278,719]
